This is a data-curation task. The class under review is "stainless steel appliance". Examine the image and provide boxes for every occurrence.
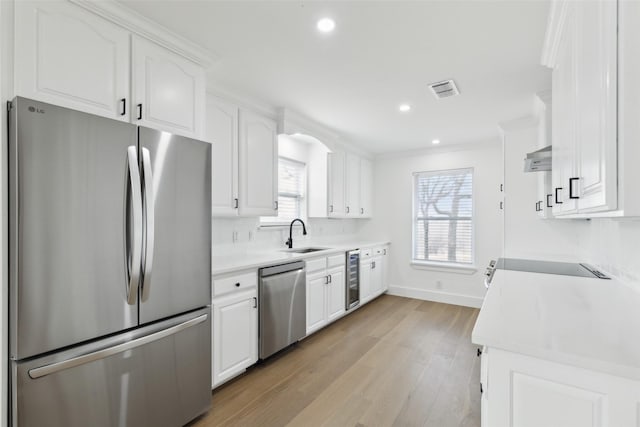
[8,97,212,427]
[259,261,306,359]
[484,257,610,288]
[346,249,360,310]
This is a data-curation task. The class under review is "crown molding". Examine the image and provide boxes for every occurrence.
[70,0,218,67]
[206,84,278,120]
[540,0,569,68]
[278,109,339,142]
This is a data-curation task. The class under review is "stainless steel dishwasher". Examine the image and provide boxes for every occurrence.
[259,261,306,359]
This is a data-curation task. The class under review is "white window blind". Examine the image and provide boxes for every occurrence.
[413,168,474,265]
[262,157,306,224]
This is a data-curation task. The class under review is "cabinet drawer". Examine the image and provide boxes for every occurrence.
[327,254,346,268]
[213,271,257,297]
[305,257,327,273]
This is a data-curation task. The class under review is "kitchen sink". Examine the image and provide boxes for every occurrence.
[282,247,330,254]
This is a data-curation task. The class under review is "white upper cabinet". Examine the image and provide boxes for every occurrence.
[238,109,278,216]
[206,95,239,216]
[132,36,205,138]
[344,153,360,216]
[573,1,617,213]
[360,158,373,217]
[327,151,346,217]
[15,1,130,121]
[546,0,618,216]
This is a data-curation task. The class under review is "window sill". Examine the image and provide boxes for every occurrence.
[410,261,477,275]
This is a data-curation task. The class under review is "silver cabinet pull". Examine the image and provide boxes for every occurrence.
[125,146,143,305]
[234,198,239,209]
[274,200,278,210]
[346,206,350,214]
[28,314,208,379]
[141,147,155,302]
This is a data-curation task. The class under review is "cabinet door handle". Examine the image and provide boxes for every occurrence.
[371,261,375,269]
[555,187,563,204]
[328,274,332,283]
[546,194,553,208]
[500,184,503,192]
[477,348,482,357]
[137,103,143,120]
[480,383,483,394]
[499,201,503,210]
[569,177,580,199]
[361,208,364,214]
[120,98,126,116]
[274,201,278,211]
[383,249,387,255]
[234,198,239,209]
[325,275,329,285]
[346,206,350,214]
[235,282,240,287]
[253,297,257,308]
[329,205,333,213]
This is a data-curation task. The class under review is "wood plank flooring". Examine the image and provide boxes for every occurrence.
[191,295,481,427]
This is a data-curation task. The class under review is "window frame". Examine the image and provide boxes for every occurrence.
[260,156,307,228]
[411,167,476,270]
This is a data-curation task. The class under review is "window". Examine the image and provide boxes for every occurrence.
[413,168,474,265]
[261,157,306,225]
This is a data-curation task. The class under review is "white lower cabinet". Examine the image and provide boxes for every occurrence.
[212,271,258,388]
[305,254,346,335]
[360,246,389,305]
[482,347,640,427]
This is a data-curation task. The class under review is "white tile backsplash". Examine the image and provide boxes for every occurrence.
[212,217,366,256]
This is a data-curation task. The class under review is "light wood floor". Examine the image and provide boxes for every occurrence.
[192,295,481,427]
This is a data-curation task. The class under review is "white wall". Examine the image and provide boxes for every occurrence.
[502,122,589,261]
[360,141,504,308]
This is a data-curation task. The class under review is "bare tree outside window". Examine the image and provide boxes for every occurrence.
[413,169,473,265]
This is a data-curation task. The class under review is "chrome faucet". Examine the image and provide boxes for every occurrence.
[286,218,307,249]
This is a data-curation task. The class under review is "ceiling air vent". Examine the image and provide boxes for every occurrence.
[429,79,460,99]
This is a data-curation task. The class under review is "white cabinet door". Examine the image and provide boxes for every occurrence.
[306,271,327,334]
[206,95,239,217]
[370,256,383,297]
[551,4,578,216]
[345,153,360,217]
[238,109,278,217]
[132,35,205,138]
[359,258,372,304]
[15,1,130,121]
[360,158,374,217]
[327,266,345,322]
[327,151,346,217]
[381,246,389,292]
[574,0,617,213]
[212,289,258,388]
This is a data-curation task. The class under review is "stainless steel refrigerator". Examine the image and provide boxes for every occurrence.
[8,97,212,427]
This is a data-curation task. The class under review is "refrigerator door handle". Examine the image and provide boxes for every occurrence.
[126,146,143,305]
[28,314,208,379]
[141,147,155,302]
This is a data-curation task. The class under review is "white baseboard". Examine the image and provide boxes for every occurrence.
[387,285,484,308]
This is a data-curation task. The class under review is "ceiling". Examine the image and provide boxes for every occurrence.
[120,0,551,153]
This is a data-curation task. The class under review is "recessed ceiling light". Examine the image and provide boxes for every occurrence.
[432,139,441,145]
[399,104,411,112]
[317,18,336,33]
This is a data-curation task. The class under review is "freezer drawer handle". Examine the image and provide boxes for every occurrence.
[141,147,155,302]
[28,314,208,379]
[125,146,143,305]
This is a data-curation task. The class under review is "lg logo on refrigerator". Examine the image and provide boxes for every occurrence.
[27,106,45,114]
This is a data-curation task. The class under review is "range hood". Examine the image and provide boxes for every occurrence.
[524,145,551,172]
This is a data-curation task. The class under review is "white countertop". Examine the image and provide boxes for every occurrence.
[472,269,640,381]
[212,240,390,276]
